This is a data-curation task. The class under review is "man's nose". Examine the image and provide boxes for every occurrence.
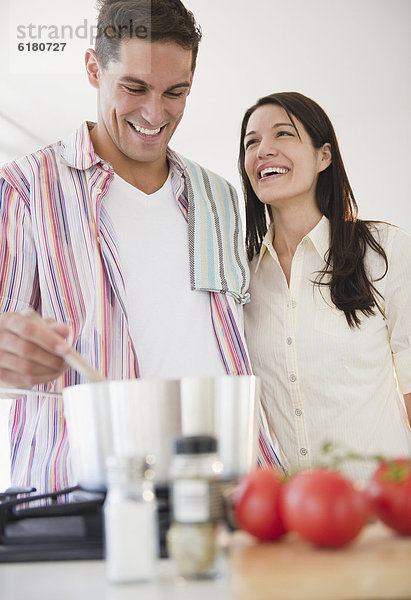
[139,95,165,126]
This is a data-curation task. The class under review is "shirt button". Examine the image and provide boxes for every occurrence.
[286,337,293,345]
[292,301,297,308]
[289,373,297,382]
[300,447,307,456]
[95,188,102,194]
[96,236,101,244]
[295,408,302,416]
[101,163,110,171]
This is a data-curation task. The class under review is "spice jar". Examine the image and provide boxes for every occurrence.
[104,455,157,584]
[167,435,223,579]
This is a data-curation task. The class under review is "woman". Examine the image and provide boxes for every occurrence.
[239,92,411,482]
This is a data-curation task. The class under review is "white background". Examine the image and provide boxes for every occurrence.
[0,0,410,489]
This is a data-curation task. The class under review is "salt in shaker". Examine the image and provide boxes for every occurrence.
[104,455,157,583]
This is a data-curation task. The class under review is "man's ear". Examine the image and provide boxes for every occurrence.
[85,48,101,89]
[318,142,332,173]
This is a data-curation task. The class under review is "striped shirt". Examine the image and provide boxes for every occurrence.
[0,122,280,493]
[245,216,411,482]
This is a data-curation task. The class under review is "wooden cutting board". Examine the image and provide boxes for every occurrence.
[228,522,411,600]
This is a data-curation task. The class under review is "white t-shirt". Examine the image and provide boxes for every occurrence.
[103,173,227,379]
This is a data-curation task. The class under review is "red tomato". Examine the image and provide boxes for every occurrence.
[367,458,411,535]
[280,469,369,547]
[233,468,287,541]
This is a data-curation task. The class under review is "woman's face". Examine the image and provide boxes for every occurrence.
[243,104,331,211]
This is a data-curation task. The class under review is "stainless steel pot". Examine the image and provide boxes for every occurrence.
[62,375,259,491]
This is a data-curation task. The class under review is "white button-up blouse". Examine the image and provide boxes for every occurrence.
[245,216,411,482]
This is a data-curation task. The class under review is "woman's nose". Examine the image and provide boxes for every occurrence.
[257,138,279,159]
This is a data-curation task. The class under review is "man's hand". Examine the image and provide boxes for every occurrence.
[0,311,70,389]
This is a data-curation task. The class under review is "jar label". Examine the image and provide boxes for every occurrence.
[171,479,221,523]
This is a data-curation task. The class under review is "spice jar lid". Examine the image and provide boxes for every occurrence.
[174,435,217,455]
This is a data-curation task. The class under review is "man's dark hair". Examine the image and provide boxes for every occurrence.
[95,0,202,70]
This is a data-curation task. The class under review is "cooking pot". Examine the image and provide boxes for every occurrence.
[62,375,259,491]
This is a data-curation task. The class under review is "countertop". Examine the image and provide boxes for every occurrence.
[0,558,231,600]
[1,523,411,600]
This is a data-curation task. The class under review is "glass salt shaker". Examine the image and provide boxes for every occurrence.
[167,435,223,579]
[104,455,157,584]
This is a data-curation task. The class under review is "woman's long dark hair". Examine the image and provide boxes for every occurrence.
[239,92,388,327]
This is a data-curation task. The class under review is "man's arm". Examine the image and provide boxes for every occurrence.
[0,175,70,389]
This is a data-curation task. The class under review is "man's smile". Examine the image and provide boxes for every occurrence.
[127,120,165,139]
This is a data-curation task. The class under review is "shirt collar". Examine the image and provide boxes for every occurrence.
[304,215,330,261]
[255,223,275,272]
[255,215,330,272]
[59,122,101,170]
[166,147,186,177]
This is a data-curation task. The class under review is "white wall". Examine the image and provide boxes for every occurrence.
[178,0,411,227]
[0,0,410,489]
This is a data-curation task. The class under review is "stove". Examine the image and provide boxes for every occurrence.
[0,486,170,563]
[0,486,104,563]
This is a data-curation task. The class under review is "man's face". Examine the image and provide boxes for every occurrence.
[87,38,194,167]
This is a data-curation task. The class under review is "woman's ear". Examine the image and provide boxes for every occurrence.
[318,142,332,172]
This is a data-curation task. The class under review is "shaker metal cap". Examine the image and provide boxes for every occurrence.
[105,455,155,484]
[174,435,217,455]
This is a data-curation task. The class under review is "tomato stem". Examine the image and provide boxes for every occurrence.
[316,442,385,470]
[382,463,411,482]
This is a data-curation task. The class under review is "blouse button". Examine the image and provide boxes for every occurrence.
[300,447,308,456]
[289,373,297,383]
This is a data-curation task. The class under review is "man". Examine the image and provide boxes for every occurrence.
[0,0,279,493]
